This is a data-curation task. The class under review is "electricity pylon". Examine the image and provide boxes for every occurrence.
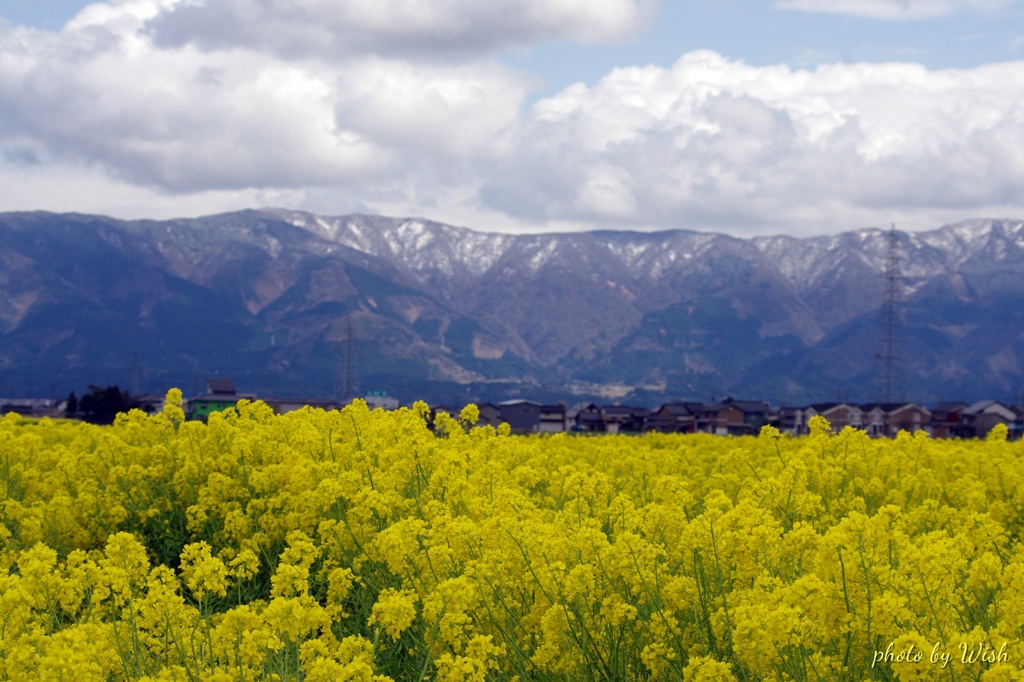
[876,225,906,403]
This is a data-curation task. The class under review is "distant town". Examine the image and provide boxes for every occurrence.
[3,377,1021,441]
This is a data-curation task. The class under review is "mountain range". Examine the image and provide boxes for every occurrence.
[1,209,1022,406]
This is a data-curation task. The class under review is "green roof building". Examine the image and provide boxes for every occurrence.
[186,378,253,421]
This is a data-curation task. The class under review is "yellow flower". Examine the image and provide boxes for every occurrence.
[162,387,185,427]
[459,404,480,427]
[99,531,150,606]
[888,632,932,681]
[263,594,330,642]
[435,635,502,682]
[270,530,321,598]
[369,587,419,640]
[599,593,638,628]
[683,655,736,682]
[228,549,261,581]
[807,414,832,436]
[3,383,1024,680]
[326,567,356,619]
[180,541,229,601]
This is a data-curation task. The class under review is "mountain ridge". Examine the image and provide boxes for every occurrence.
[1,209,1022,405]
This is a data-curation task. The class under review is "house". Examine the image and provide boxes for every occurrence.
[710,403,749,435]
[644,411,683,433]
[436,401,543,431]
[134,393,167,415]
[264,397,340,414]
[802,403,865,433]
[681,402,745,434]
[567,402,603,432]
[498,400,542,433]
[0,398,61,418]
[363,391,400,410]
[428,404,457,423]
[1011,405,1024,441]
[648,403,695,433]
[601,405,648,433]
[722,398,775,434]
[539,404,567,433]
[477,402,503,428]
[776,407,802,435]
[861,403,931,437]
[962,400,1018,439]
[929,402,970,439]
[647,401,751,434]
[186,378,256,421]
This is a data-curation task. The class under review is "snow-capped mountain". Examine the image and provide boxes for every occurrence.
[1,209,1022,405]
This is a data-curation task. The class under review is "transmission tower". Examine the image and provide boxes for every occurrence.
[876,225,906,403]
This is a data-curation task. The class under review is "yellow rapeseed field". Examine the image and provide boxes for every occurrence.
[1,389,1022,681]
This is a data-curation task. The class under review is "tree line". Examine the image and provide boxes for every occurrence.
[65,385,155,425]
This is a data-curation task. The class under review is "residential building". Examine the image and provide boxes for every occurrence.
[187,378,255,421]
[649,403,695,433]
[477,402,503,428]
[962,400,1018,439]
[722,398,775,434]
[363,391,400,410]
[601,405,648,433]
[567,402,603,432]
[803,403,865,433]
[498,400,542,433]
[929,402,970,439]
[539,404,567,433]
[264,397,340,414]
[861,403,931,437]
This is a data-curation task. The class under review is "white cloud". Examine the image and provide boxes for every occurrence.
[143,0,655,58]
[0,2,533,198]
[3,1,1024,237]
[773,0,1019,20]
[331,58,530,158]
[0,156,310,219]
[480,51,1024,233]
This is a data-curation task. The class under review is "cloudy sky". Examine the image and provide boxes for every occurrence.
[1,0,1023,236]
